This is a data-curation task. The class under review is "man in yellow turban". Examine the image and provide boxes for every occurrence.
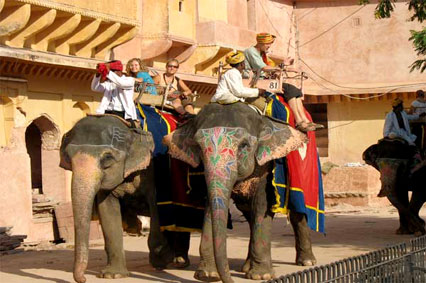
[243,33,323,132]
[211,51,264,104]
[384,97,425,145]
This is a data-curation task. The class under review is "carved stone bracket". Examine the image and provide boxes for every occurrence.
[0,0,139,60]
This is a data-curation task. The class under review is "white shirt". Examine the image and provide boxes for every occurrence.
[91,71,138,120]
[383,111,419,145]
[411,99,426,115]
[211,68,259,104]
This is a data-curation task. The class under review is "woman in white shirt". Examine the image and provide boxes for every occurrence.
[91,60,138,123]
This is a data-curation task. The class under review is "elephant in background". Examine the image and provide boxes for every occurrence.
[60,115,173,283]
[164,102,316,282]
[363,139,425,235]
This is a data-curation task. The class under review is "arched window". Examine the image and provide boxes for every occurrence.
[25,115,61,214]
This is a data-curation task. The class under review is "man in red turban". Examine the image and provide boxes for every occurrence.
[92,60,138,122]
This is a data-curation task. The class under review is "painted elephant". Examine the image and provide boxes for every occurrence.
[363,139,425,235]
[60,115,173,283]
[163,102,316,282]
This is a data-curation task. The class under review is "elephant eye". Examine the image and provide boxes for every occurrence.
[239,141,250,150]
[101,153,116,169]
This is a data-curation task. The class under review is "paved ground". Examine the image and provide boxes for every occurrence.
[1,205,425,283]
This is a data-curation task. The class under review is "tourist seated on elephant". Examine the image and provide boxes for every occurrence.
[126,57,159,95]
[410,90,426,115]
[243,33,323,132]
[211,51,264,104]
[383,97,425,146]
[160,58,195,118]
[410,90,426,152]
[92,60,139,127]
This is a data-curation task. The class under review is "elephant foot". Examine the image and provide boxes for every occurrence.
[396,226,413,235]
[241,259,275,280]
[149,245,174,270]
[171,256,190,269]
[245,268,275,281]
[296,254,317,266]
[194,269,221,282]
[241,258,250,273]
[97,266,129,279]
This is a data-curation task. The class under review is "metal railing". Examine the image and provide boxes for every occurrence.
[267,235,426,283]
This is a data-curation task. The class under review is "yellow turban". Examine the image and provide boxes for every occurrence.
[225,51,245,65]
[256,33,276,44]
[392,98,403,107]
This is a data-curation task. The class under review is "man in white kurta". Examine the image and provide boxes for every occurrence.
[211,51,260,104]
[91,60,138,121]
[383,98,423,146]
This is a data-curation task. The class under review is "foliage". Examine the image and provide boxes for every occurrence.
[360,0,426,72]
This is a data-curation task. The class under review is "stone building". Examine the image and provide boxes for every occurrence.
[1,0,424,242]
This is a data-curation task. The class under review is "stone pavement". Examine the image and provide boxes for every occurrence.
[1,205,424,282]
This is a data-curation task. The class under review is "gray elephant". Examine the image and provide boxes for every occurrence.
[60,115,173,283]
[163,102,317,282]
[363,139,425,235]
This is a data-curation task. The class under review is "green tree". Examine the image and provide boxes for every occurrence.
[361,0,425,72]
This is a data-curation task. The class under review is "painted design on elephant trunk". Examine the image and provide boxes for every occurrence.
[198,127,249,282]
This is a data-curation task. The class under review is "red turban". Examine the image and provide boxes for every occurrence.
[109,60,123,71]
[97,61,123,80]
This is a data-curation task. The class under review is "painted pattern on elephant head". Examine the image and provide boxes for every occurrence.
[196,127,257,184]
[376,158,409,197]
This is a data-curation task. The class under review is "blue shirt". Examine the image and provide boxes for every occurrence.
[136,72,157,95]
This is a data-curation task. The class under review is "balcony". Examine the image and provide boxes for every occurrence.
[0,0,140,66]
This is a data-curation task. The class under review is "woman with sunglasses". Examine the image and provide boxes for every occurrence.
[160,59,195,117]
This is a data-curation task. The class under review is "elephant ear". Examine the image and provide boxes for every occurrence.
[59,130,73,170]
[256,118,307,166]
[362,144,379,170]
[163,120,201,168]
[124,130,154,178]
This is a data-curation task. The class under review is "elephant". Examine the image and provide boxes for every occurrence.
[362,139,425,235]
[163,102,317,282]
[59,115,174,283]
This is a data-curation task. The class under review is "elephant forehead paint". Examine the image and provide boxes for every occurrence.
[198,127,254,183]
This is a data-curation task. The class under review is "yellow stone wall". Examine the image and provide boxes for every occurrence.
[0,73,101,148]
[168,0,196,40]
[197,0,228,22]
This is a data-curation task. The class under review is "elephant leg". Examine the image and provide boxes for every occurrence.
[164,231,191,268]
[290,212,316,266]
[387,189,424,235]
[143,164,174,269]
[408,190,426,236]
[245,179,275,281]
[96,190,129,279]
[194,206,220,282]
[238,209,252,274]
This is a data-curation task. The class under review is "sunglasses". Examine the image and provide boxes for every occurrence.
[167,65,179,69]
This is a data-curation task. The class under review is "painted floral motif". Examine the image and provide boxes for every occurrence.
[198,127,246,185]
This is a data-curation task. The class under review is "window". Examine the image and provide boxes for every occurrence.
[305,103,328,157]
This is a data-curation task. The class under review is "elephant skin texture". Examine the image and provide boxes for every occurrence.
[60,116,173,283]
[363,139,425,235]
[163,102,315,283]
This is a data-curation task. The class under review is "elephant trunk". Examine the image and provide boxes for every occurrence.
[71,153,102,283]
[209,182,234,283]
